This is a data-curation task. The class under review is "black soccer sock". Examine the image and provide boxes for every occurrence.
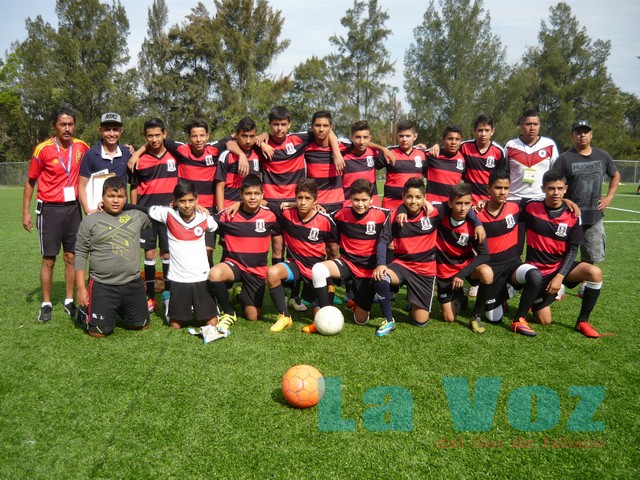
[210,281,235,315]
[472,283,491,316]
[144,263,156,298]
[290,279,302,299]
[271,257,284,266]
[269,284,290,316]
[205,280,219,315]
[315,286,331,307]
[162,259,171,292]
[515,268,543,319]
[578,286,601,322]
[374,276,393,322]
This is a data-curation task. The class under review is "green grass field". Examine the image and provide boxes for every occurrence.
[0,185,638,479]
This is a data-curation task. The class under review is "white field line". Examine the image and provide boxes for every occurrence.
[608,207,640,214]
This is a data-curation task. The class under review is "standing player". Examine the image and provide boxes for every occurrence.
[521,169,604,337]
[424,125,466,204]
[78,112,131,215]
[129,118,178,315]
[22,105,90,322]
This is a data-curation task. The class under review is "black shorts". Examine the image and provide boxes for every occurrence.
[531,262,583,311]
[36,201,81,256]
[388,263,435,312]
[484,258,524,309]
[332,258,374,312]
[140,220,169,252]
[280,261,315,303]
[437,274,478,304]
[224,260,266,308]
[169,281,217,322]
[86,278,150,335]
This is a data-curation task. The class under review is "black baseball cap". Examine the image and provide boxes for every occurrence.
[571,120,592,132]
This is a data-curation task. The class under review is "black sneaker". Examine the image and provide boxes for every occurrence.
[64,301,78,318]
[38,305,53,322]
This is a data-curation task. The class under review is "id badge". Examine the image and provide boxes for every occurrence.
[523,168,536,184]
[63,186,76,202]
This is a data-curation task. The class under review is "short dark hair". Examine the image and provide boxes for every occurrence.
[269,106,291,123]
[349,178,373,198]
[449,182,473,201]
[396,119,416,133]
[442,125,463,139]
[52,105,76,125]
[236,116,257,133]
[488,169,511,186]
[350,120,371,135]
[474,113,494,129]
[144,117,166,133]
[241,174,263,192]
[186,118,209,135]
[102,176,127,194]
[311,111,332,125]
[542,169,566,186]
[403,177,425,194]
[519,109,540,124]
[295,178,318,199]
[173,179,197,199]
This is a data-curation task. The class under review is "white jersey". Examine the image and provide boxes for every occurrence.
[505,136,559,200]
[148,206,218,283]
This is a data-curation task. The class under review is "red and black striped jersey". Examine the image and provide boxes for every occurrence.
[277,208,337,279]
[217,206,280,279]
[379,206,441,276]
[28,137,89,203]
[475,201,522,266]
[130,150,178,207]
[342,146,386,206]
[424,151,466,203]
[215,149,262,209]
[304,140,347,208]
[382,146,426,210]
[521,201,583,276]
[333,205,389,278]
[436,214,489,279]
[165,139,225,210]
[262,132,309,203]
[460,141,506,203]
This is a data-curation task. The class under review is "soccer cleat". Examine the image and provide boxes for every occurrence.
[216,312,237,334]
[63,301,77,318]
[577,282,586,299]
[301,323,317,334]
[511,317,537,336]
[147,298,157,313]
[347,299,357,312]
[555,284,566,301]
[271,313,293,332]
[38,305,53,323]
[470,314,486,334]
[288,297,307,312]
[76,306,88,326]
[468,285,479,297]
[575,321,600,338]
[376,319,396,337]
[332,295,343,305]
[162,291,170,323]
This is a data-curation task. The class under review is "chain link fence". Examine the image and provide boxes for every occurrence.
[0,162,28,186]
[612,160,640,184]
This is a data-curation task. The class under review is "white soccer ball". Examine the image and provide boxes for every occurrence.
[314,306,345,336]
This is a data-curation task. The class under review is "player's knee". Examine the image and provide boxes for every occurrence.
[590,266,603,283]
[266,266,282,287]
[525,267,543,289]
[312,263,330,288]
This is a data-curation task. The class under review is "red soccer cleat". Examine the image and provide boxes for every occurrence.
[576,321,600,338]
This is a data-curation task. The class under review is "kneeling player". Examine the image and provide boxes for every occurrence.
[522,169,603,337]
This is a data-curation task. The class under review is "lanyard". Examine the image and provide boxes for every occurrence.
[53,137,73,185]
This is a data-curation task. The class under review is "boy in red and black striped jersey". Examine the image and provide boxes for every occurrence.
[522,169,604,338]
[424,125,466,204]
[383,120,427,210]
[208,175,280,334]
[129,118,178,313]
[436,183,493,333]
[267,178,338,332]
[311,179,389,325]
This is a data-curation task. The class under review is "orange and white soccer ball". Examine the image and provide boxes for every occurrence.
[281,364,325,408]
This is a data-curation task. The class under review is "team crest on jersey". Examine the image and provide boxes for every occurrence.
[308,227,320,241]
[505,214,516,229]
[205,155,214,166]
[485,156,495,168]
[414,156,423,169]
[167,159,177,172]
[366,156,374,168]
[539,150,548,158]
[456,159,464,171]
[365,221,377,235]
[457,233,470,246]
[252,159,260,171]
[119,214,131,224]
[255,219,266,233]
[194,226,204,237]
[420,217,433,231]
[555,223,568,237]
[285,143,296,155]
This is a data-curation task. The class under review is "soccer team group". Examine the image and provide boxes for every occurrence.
[22,104,619,340]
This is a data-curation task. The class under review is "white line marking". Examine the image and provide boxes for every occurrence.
[608,207,640,214]
[603,221,640,224]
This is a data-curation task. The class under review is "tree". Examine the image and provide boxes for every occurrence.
[403,0,508,141]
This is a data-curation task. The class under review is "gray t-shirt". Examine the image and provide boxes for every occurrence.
[554,147,618,225]
[75,209,152,285]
